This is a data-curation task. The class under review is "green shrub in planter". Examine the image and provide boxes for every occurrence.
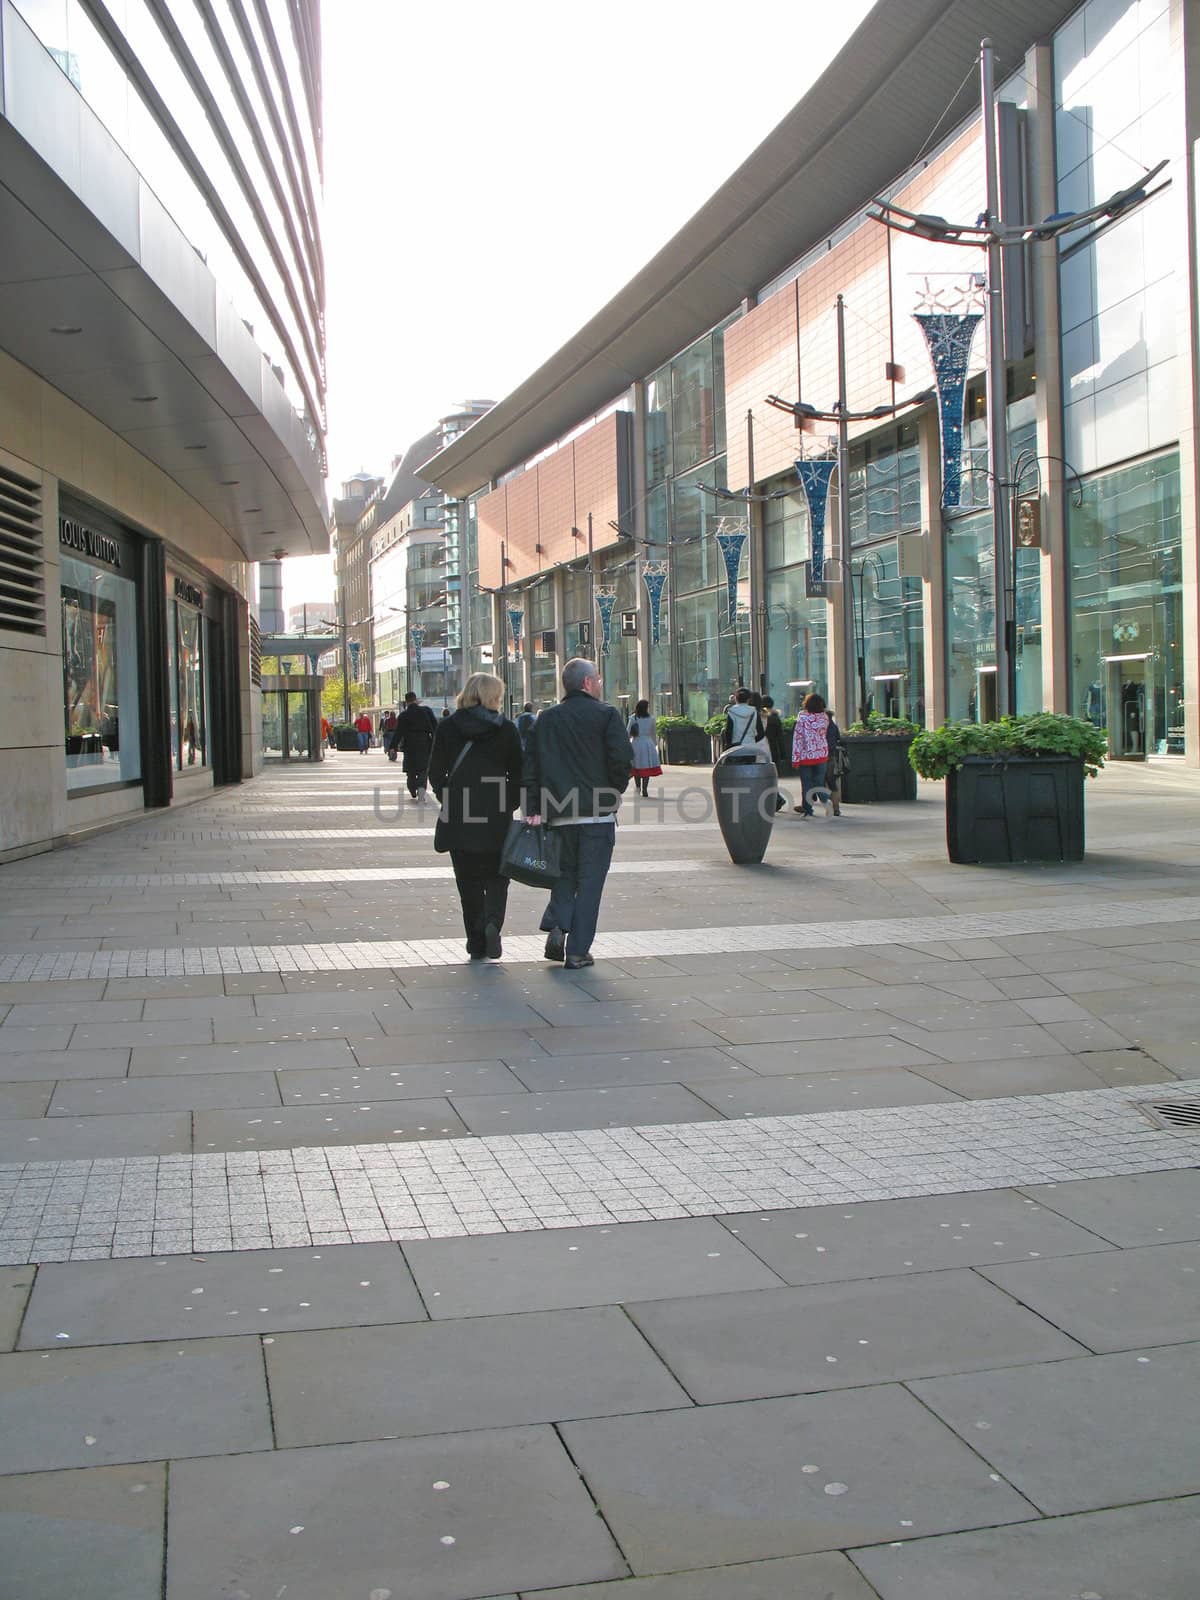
[840,712,921,803]
[655,715,712,766]
[909,714,1107,864]
[908,715,1107,780]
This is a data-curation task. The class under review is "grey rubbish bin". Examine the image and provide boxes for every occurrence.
[712,750,778,864]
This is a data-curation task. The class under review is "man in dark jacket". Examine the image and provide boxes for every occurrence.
[394,690,438,799]
[515,702,537,751]
[523,658,633,969]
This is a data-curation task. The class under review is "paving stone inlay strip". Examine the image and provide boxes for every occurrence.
[1,895,1198,979]
[0,1079,1197,1263]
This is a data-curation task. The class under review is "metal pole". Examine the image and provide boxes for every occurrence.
[340,586,350,725]
[588,512,598,691]
[746,409,764,692]
[981,36,1012,718]
[500,538,510,719]
[835,294,856,724]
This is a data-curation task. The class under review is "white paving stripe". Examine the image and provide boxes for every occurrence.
[1,859,708,889]
[1,1079,1197,1262]
[1,894,1198,979]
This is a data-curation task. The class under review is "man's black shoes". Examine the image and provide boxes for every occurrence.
[544,929,566,962]
[564,953,595,969]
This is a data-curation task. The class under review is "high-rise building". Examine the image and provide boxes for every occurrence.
[0,0,327,859]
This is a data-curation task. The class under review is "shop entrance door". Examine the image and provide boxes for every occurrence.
[975,667,998,724]
[259,675,323,762]
[872,674,905,719]
[1104,654,1150,760]
[287,692,310,759]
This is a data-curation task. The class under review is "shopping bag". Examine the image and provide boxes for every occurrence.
[499,819,562,888]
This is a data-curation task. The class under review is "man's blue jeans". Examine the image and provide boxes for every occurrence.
[542,823,615,960]
[357,731,369,753]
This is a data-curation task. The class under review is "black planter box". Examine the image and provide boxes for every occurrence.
[333,729,360,752]
[660,725,712,766]
[840,735,917,803]
[946,756,1085,864]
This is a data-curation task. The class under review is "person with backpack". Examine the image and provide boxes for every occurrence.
[429,674,522,960]
[722,688,765,756]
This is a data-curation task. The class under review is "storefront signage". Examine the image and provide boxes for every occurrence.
[59,517,122,568]
[174,576,204,608]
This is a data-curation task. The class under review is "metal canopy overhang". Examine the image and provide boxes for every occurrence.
[421,0,1079,499]
[0,61,328,562]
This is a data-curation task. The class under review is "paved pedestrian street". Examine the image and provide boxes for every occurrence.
[0,754,1198,1599]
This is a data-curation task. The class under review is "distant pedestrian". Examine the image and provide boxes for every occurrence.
[515,702,537,751]
[429,673,522,960]
[826,707,844,816]
[441,707,451,718]
[524,658,633,969]
[321,715,332,751]
[381,708,399,761]
[394,690,438,798]
[627,699,662,797]
[761,696,788,811]
[791,691,830,816]
[354,710,371,754]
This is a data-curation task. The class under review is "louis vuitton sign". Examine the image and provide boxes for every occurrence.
[59,516,121,568]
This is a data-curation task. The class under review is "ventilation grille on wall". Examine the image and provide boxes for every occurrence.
[0,462,45,636]
[249,614,263,687]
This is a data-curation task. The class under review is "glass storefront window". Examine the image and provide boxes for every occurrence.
[598,555,638,709]
[765,564,829,712]
[1068,452,1183,757]
[175,599,208,768]
[672,459,728,594]
[61,553,142,791]
[670,337,716,476]
[945,512,995,722]
[645,368,671,488]
[848,422,921,544]
[527,579,557,704]
[854,542,925,724]
[676,590,750,723]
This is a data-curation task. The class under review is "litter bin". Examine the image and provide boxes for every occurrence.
[712,750,778,864]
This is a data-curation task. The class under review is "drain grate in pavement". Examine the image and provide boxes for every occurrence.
[1138,1099,1200,1133]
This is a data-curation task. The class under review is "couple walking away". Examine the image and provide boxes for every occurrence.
[429,660,633,967]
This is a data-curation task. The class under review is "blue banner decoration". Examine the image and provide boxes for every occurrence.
[348,639,361,679]
[595,587,618,657]
[794,457,837,582]
[641,563,668,644]
[715,519,749,628]
[507,605,524,659]
[410,622,425,673]
[914,312,982,508]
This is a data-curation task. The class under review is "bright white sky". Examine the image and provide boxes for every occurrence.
[285,0,876,609]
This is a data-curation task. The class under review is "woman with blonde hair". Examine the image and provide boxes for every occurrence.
[428,673,523,959]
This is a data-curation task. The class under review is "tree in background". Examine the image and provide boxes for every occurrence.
[321,674,369,723]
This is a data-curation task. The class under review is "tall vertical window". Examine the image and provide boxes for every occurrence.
[61,554,142,791]
[173,598,208,769]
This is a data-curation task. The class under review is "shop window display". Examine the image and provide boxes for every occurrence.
[61,554,142,791]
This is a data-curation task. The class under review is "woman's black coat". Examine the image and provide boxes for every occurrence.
[428,706,523,855]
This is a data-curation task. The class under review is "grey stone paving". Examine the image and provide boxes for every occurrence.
[0,756,1198,1598]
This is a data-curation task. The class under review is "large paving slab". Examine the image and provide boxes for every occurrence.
[504,1047,758,1091]
[351,1030,551,1066]
[716,1190,1112,1283]
[277,1059,530,1103]
[0,1265,33,1350]
[266,1305,689,1445]
[687,1068,960,1116]
[0,1462,166,1600]
[165,1428,625,1600]
[1020,1168,1200,1245]
[48,1071,282,1115]
[625,1270,1084,1402]
[0,1113,191,1162]
[0,1337,270,1474]
[192,1099,467,1151]
[129,1039,355,1073]
[560,1386,1036,1573]
[849,1495,1200,1600]
[910,1342,1200,1514]
[0,1081,53,1118]
[402,1218,784,1317]
[721,1036,946,1074]
[977,1240,1200,1350]
[524,1552,880,1600]
[452,1083,724,1134]
[17,1244,426,1346]
[0,1049,130,1081]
